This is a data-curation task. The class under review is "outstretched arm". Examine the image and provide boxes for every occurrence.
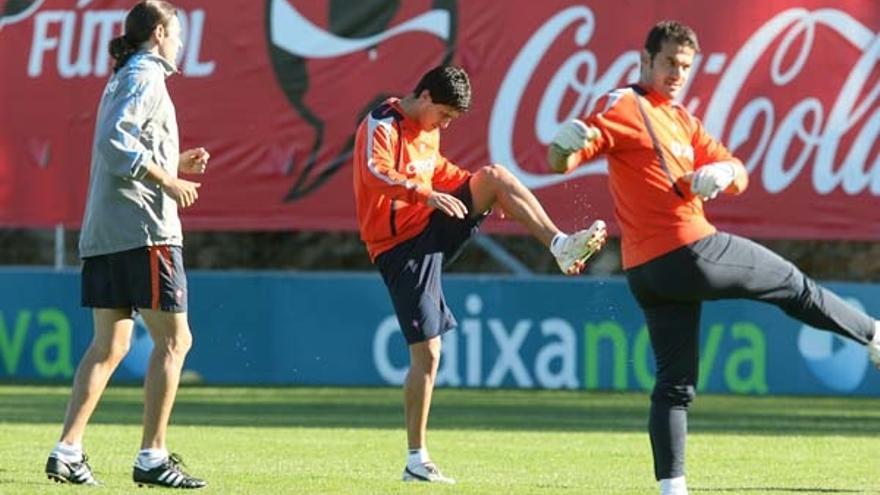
[548,119,601,173]
[547,88,632,174]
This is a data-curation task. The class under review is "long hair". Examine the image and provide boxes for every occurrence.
[108,1,178,73]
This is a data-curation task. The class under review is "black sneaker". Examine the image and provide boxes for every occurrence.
[45,453,100,485]
[133,453,206,489]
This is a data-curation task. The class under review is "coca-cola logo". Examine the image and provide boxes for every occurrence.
[702,8,879,196]
[491,6,879,195]
[265,0,458,201]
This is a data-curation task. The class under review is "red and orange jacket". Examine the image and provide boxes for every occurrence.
[353,98,471,261]
[574,85,744,269]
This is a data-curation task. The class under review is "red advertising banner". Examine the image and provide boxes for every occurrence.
[2,0,878,239]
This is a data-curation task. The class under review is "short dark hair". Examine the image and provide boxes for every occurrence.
[644,20,700,58]
[413,65,471,112]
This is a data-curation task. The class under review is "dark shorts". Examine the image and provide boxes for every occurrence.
[82,245,188,313]
[376,180,488,345]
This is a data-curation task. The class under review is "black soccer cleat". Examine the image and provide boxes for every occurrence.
[133,452,206,489]
[45,453,100,485]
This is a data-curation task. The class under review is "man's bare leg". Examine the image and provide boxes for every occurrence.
[469,164,560,246]
[138,309,192,452]
[59,308,134,446]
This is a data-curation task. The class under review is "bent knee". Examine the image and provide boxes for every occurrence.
[409,338,442,369]
[475,164,513,183]
[91,340,131,365]
[156,330,193,358]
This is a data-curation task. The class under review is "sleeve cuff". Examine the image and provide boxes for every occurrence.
[130,150,153,180]
[411,185,432,204]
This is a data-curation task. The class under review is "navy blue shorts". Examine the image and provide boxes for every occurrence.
[81,246,188,313]
[376,180,488,345]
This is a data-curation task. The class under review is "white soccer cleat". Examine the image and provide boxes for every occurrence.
[554,219,608,275]
[869,328,880,369]
[402,462,456,484]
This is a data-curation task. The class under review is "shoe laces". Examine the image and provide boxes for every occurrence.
[77,453,93,471]
[164,453,190,475]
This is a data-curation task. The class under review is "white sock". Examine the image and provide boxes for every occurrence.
[550,233,568,256]
[407,448,429,467]
[659,476,688,495]
[136,448,169,469]
[51,441,83,463]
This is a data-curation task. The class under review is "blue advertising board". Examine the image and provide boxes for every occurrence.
[1,268,878,396]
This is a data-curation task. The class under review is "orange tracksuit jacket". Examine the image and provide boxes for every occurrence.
[573,85,743,269]
[353,98,471,261]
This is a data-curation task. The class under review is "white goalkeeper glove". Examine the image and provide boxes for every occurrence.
[551,119,594,152]
[690,162,736,200]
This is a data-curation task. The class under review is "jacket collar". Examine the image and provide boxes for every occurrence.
[388,98,423,134]
[632,84,673,106]
[132,50,177,78]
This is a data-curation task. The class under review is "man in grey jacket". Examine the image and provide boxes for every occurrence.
[46,1,207,489]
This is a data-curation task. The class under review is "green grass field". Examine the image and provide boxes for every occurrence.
[0,385,878,494]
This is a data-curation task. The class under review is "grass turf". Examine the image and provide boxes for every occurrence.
[0,386,878,494]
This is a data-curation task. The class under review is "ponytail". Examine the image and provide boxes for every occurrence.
[108,35,140,73]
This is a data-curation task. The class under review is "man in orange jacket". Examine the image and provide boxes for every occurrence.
[548,20,880,495]
[354,65,607,484]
